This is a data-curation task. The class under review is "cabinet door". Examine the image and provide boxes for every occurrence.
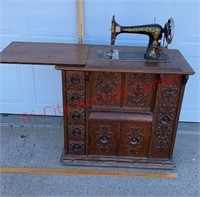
[88,120,120,155]
[119,122,151,157]
[123,73,157,112]
[89,72,122,111]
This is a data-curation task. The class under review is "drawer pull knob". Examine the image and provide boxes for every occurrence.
[71,96,80,103]
[160,116,171,125]
[72,114,80,120]
[100,136,108,144]
[130,138,138,145]
[72,144,81,152]
[72,128,81,136]
[71,76,80,84]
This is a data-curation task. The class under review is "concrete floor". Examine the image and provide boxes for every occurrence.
[0,114,200,197]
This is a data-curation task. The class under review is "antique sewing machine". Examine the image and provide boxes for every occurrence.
[98,16,174,62]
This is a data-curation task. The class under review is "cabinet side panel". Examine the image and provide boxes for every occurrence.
[149,74,182,158]
[61,70,68,153]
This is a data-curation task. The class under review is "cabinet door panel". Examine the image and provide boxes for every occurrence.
[119,122,151,157]
[89,72,122,110]
[123,73,157,112]
[88,120,120,155]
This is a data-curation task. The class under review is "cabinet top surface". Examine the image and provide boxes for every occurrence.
[0,41,195,74]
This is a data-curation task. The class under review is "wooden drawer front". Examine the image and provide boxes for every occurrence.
[67,90,85,107]
[68,124,85,141]
[89,72,122,109]
[119,122,151,157]
[123,73,157,111]
[88,121,120,155]
[68,108,85,123]
[66,71,85,90]
[68,141,85,155]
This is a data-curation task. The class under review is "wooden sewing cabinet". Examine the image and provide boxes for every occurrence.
[1,42,195,169]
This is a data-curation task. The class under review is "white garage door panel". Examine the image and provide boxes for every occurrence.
[0,0,199,122]
[27,0,77,43]
[0,65,24,103]
[33,66,62,105]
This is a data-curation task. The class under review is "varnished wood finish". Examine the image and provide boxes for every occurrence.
[119,122,151,157]
[123,73,158,112]
[88,121,120,155]
[0,42,89,66]
[149,74,182,158]
[1,42,194,74]
[0,42,195,169]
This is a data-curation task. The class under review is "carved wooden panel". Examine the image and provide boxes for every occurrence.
[67,90,85,107]
[88,121,120,155]
[119,122,151,157]
[150,74,182,158]
[68,141,85,155]
[123,73,157,111]
[68,124,85,141]
[66,71,85,90]
[89,72,122,109]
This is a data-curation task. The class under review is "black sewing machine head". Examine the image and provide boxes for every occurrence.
[110,15,174,61]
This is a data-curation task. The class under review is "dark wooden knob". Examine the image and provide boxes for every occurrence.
[71,76,80,84]
[72,114,80,120]
[72,128,81,137]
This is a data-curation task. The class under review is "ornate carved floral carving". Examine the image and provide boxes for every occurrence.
[96,72,119,105]
[154,86,179,150]
[125,126,144,154]
[127,74,149,107]
[95,125,114,153]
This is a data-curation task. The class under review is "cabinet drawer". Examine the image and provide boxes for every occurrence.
[68,141,85,155]
[68,108,85,123]
[67,90,85,107]
[68,124,85,141]
[66,71,85,90]
[88,120,120,155]
[119,122,151,157]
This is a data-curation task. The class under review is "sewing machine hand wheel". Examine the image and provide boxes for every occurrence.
[164,18,174,44]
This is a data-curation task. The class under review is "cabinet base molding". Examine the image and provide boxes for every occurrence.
[61,152,175,170]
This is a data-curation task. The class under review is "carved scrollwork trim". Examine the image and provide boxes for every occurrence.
[125,126,144,154]
[96,72,119,105]
[127,74,149,107]
[95,125,114,153]
[154,85,179,150]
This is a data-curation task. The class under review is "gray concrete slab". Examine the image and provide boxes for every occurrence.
[0,114,63,128]
[0,125,200,197]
